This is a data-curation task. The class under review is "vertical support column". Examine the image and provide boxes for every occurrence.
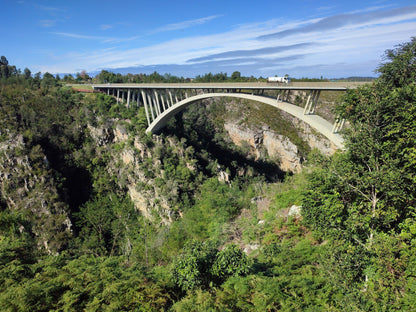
[117,89,120,102]
[168,90,174,107]
[303,90,321,115]
[160,90,166,111]
[153,90,161,115]
[303,90,314,114]
[147,92,155,121]
[137,91,140,108]
[311,90,320,114]
[141,90,151,126]
[310,90,319,114]
[127,89,131,107]
[107,88,110,95]
[332,117,346,133]
[163,90,170,107]
[153,92,160,116]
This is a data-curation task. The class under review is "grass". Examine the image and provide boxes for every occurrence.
[66,84,93,91]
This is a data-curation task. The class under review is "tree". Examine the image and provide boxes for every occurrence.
[302,37,416,304]
[41,72,56,88]
[304,37,416,240]
[0,56,10,78]
[211,243,252,284]
[0,56,8,66]
[62,74,74,82]
[172,241,251,292]
[23,68,31,79]
[172,240,217,291]
[231,71,241,81]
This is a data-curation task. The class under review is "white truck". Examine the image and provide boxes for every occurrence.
[267,76,290,84]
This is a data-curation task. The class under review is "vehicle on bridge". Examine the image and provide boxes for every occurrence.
[267,76,290,84]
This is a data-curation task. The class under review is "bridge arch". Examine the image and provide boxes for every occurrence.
[146,93,344,149]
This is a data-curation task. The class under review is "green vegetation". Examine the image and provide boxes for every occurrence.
[0,38,415,311]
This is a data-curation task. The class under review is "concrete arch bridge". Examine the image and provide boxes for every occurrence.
[92,83,348,149]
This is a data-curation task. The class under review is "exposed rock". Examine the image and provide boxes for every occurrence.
[88,121,114,146]
[224,123,261,158]
[128,185,151,219]
[251,196,263,204]
[0,133,72,254]
[218,170,231,183]
[114,124,129,142]
[288,205,302,218]
[122,148,135,165]
[223,122,303,172]
[243,244,260,255]
[263,131,302,172]
[279,112,337,156]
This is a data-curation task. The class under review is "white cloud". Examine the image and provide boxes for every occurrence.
[37,5,66,13]
[100,24,113,31]
[39,19,57,27]
[51,32,141,44]
[40,6,416,77]
[152,15,222,33]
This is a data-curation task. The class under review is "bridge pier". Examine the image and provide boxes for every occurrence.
[303,90,320,115]
[147,92,155,121]
[332,117,345,133]
[168,90,174,107]
[141,90,151,125]
[160,91,166,111]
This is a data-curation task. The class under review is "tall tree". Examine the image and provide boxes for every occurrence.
[23,67,31,79]
[302,37,416,305]
[0,56,8,66]
[231,71,241,81]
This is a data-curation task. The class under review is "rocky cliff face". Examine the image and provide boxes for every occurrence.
[0,134,72,253]
[221,99,337,173]
[224,123,303,172]
[84,96,340,225]
[88,120,195,225]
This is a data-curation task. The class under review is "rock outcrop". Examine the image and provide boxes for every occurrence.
[222,98,338,172]
[224,122,303,172]
[0,134,72,254]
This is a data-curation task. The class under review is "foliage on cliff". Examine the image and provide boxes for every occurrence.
[1,37,416,311]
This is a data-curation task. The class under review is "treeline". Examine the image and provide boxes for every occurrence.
[2,55,371,84]
[93,69,261,84]
[0,55,35,83]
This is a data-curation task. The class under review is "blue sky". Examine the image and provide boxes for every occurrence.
[2,0,416,78]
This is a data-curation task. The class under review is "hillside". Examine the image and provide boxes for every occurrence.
[1,38,416,311]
